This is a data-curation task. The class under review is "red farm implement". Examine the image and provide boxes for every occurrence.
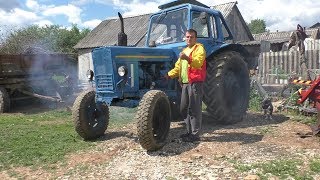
[292,77,320,135]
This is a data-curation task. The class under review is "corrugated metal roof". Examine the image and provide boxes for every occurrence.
[310,22,320,28]
[242,28,320,45]
[253,31,291,41]
[239,39,290,46]
[74,14,150,49]
[212,1,236,18]
[253,28,319,41]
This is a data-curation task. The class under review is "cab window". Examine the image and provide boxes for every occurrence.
[148,9,188,46]
[191,12,209,38]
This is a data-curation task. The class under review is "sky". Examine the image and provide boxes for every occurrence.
[0,0,320,35]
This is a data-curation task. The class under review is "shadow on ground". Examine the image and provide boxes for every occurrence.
[201,132,263,144]
[202,111,290,129]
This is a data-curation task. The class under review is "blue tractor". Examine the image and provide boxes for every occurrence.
[72,0,251,151]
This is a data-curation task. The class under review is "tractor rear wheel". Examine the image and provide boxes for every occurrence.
[0,87,10,113]
[72,90,109,140]
[136,90,171,151]
[204,51,249,124]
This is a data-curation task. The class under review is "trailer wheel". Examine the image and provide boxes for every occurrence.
[72,90,109,140]
[0,87,10,113]
[204,51,249,124]
[136,90,171,151]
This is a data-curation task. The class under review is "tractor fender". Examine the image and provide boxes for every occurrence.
[208,44,252,68]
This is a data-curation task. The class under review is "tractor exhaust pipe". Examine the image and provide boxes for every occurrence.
[117,12,127,46]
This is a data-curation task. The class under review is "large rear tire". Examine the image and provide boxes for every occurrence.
[204,51,249,124]
[136,90,171,151]
[72,90,109,140]
[0,87,10,113]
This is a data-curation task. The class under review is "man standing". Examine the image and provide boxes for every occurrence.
[166,29,206,142]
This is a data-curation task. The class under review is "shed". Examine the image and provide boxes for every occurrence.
[214,2,253,42]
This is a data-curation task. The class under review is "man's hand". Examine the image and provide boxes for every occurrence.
[179,52,189,61]
[163,75,170,80]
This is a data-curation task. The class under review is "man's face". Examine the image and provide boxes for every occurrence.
[185,31,196,47]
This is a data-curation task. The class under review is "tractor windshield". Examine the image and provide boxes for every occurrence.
[148,8,188,46]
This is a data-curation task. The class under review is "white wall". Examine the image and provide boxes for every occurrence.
[78,48,94,84]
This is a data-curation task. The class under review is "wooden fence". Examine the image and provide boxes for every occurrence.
[305,39,320,50]
[258,50,320,84]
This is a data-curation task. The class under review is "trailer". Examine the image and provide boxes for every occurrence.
[0,53,77,113]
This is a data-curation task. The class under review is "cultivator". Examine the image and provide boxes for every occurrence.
[292,76,320,135]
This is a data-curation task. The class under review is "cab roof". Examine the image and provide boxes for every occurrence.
[158,0,209,9]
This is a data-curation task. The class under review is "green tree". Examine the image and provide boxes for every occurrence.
[0,25,90,54]
[56,24,90,53]
[248,19,267,34]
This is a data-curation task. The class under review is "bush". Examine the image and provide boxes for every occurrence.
[249,87,263,112]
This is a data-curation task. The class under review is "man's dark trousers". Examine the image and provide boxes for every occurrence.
[180,82,203,136]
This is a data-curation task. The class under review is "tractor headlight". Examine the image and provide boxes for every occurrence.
[86,69,94,81]
[118,66,127,77]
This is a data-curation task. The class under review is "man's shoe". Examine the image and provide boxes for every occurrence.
[179,133,190,138]
[182,134,200,142]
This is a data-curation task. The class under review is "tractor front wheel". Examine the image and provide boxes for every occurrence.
[204,51,250,124]
[72,90,109,140]
[136,90,171,151]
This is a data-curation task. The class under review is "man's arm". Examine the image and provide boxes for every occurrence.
[167,59,181,79]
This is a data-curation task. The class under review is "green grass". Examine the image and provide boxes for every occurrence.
[259,159,302,178]
[233,159,316,179]
[256,126,274,135]
[234,163,254,172]
[309,158,320,173]
[0,110,93,170]
[0,107,136,171]
[290,114,318,125]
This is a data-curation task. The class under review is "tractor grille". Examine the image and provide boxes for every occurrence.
[96,74,114,90]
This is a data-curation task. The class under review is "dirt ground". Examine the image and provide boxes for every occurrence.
[2,107,320,179]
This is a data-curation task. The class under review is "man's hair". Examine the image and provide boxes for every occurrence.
[187,29,197,37]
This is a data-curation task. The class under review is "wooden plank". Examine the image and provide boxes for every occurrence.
[267,52,272,83]
[285,51,289,74]
[261,53,266,83]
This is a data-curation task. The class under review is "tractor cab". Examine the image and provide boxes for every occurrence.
[146,0,234,56]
